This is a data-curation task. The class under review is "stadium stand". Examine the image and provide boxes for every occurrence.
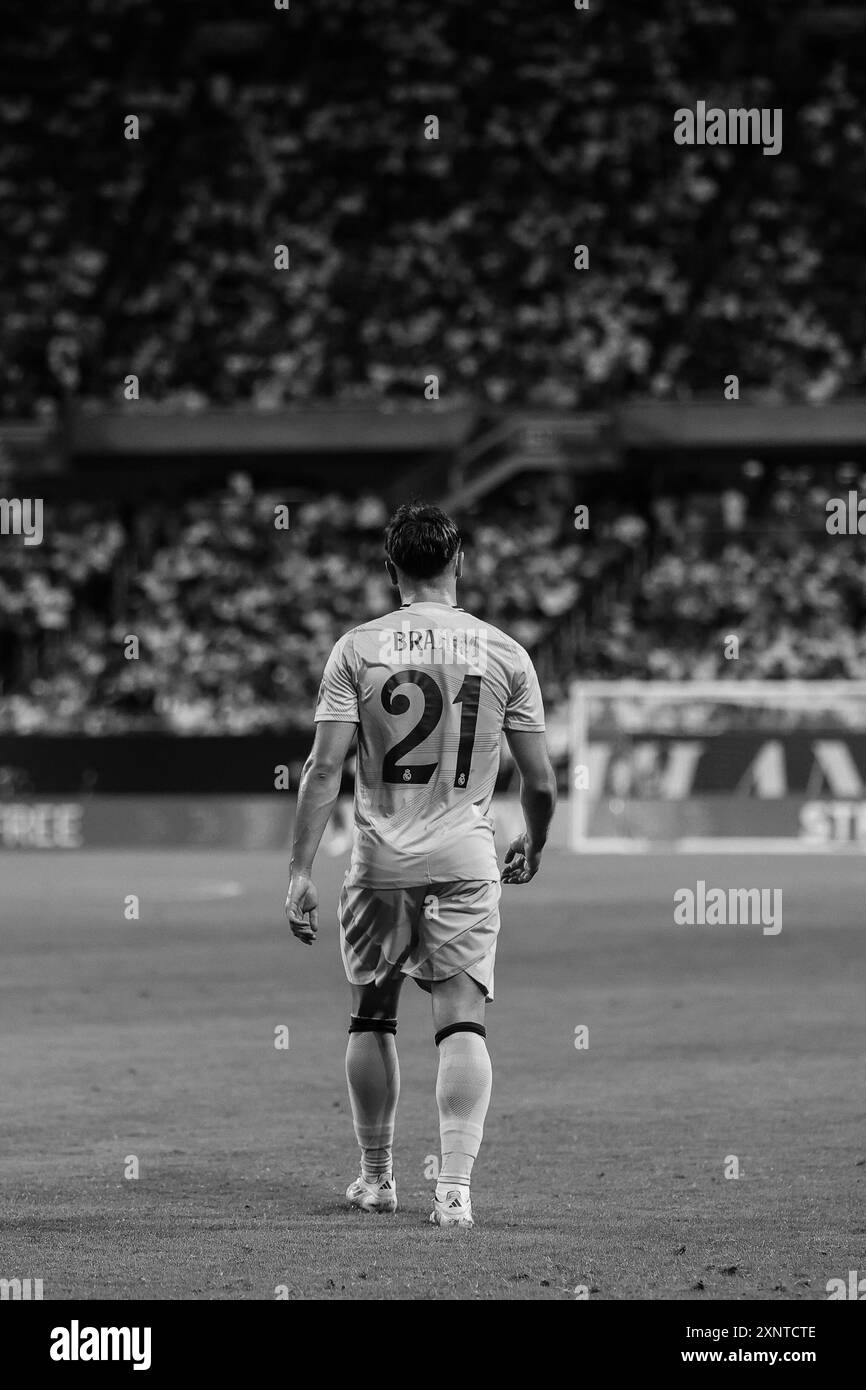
[2,464,865,732]
[2,0,866,417]
[3,1,866,732]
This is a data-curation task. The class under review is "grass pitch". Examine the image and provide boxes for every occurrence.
[1,846,863,1300]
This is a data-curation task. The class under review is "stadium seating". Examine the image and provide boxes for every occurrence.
[2,465,865,732]
[4,1,866,730]
[2,0,866,416]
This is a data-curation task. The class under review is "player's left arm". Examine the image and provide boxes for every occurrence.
[285,719,357,944]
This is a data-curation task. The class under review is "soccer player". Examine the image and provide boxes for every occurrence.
[285,502,556,1228]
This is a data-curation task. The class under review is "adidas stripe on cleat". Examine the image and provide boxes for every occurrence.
[430,1186,474,1228]
[346,1171,397,1213]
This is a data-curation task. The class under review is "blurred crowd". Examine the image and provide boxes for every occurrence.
[2,465,865,733]
[4,1,865,732]
[3,0,866,416]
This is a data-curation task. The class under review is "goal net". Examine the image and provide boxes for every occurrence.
[568,680,866,853]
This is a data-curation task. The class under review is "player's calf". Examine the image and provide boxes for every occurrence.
[345,1013,400,1208]
[431,1019,491,1227]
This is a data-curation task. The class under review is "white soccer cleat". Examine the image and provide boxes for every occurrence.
[430,1186,474,1228]
[346,1171,398,1213]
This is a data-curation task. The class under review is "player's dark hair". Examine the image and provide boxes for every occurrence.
[384,502,461,580]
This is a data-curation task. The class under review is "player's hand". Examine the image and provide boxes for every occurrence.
[285,870,319,944]
[501,833,542,884]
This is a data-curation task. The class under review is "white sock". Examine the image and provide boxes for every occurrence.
[435,1031,492,1199]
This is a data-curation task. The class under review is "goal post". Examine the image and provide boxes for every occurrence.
[568,680,866,853]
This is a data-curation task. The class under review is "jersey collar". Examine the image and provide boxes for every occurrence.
[400,600,464,611]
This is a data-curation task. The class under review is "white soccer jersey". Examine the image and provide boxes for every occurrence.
[314,600,546,887]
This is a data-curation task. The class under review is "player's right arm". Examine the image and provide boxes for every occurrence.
[285,631,359,942]
[502,728,557,883]
[286,718,357,942]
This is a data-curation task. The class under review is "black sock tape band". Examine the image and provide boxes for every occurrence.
[348,1015,398,1036]
[434,1021,487,1047]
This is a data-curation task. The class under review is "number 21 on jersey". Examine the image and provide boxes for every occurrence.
[380,669,481,787]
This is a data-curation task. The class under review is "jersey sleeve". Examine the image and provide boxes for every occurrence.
[503,648,546,732]
[314,632,360,723]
